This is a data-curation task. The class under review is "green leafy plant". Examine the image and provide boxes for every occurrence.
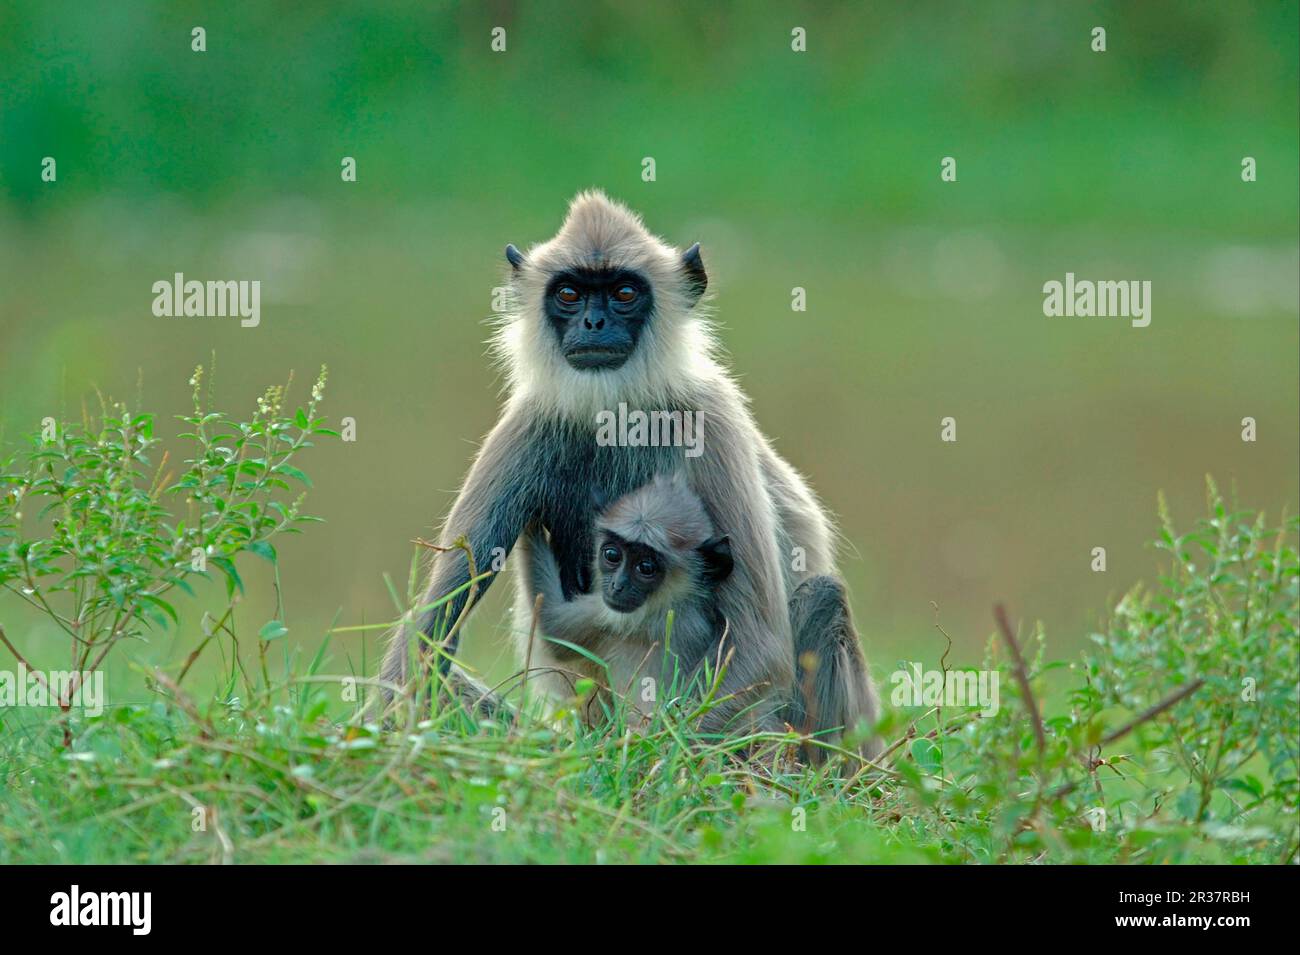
[1084,481,1298,844]
[0,366,334,741]
[877,479,1298,863]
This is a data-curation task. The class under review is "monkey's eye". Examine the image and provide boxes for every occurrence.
[634,558,658,579]
[613,285,637,304]
[555,286,581,305]
[602,545,622,566]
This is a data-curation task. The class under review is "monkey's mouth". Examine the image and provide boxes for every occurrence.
[604,594,642,614]
[564,347,631,371]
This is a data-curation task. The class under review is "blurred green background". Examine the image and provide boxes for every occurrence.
[1,1,1297,692]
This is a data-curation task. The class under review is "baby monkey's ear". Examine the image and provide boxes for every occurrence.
[590,486,610,514]
[698,536,733,583]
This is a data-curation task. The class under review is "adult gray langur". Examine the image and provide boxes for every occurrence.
[381,190,879,750]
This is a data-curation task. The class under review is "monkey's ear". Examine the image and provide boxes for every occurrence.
[698,535,732,583]
[505,244,525,272]
[681,242,707,306]
[590,486,610,513]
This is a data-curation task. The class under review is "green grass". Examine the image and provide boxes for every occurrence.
[1,380,1295,863]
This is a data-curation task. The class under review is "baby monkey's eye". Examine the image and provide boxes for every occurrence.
[556,286,581,305]
[613,285,637,304]
[602,545,622,565]
[634,558,657,578]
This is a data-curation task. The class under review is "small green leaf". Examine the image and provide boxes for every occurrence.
[246,540,277,563]
[137,593,178,625]
[259,620,289,641]
[210,556,244,597]
[545,637,609,670]
[272,464,312,488]
[911,738,942,774]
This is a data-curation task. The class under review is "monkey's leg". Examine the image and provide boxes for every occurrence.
[787,575,882,764]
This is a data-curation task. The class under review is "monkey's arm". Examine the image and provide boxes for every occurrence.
[521,527,608,657]
[536,438,599,600]
[381,407,536,689]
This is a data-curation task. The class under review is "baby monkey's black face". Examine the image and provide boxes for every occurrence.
[545,268,654,371]
[596,530,734,615]
[598,533,665,613]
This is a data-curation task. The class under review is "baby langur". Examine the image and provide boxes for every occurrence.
[519,474,733,723]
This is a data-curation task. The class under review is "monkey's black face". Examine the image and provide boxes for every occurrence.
[545,268,654,371]
[597,534,666,613]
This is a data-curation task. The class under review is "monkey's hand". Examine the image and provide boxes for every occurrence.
[565,559,592,600]
[549,520,594,600]
[557,552,591,601]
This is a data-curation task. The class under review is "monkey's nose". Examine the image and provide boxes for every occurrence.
[583,312,605,330]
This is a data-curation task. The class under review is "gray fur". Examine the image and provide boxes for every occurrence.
[787,576,882,762]
[598,471,715,556]
[517,476,727,721]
